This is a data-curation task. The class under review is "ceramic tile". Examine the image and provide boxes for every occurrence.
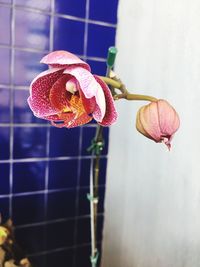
[13,127,47,159]
[49,127,80,157]
[0,0,11,3]
[0,163,9,195]
[46,190,76,220]
[0,88,10,123]
[12,194,45,225]
[87,24,116,58]
[89,0,118,24]
[29,255,46,267]
[15,0,51,11]
[46,220,75,249]
[87,60,107,76]
[0,127,10,160]
[13,161,45,193]
[54,17,84,54]
[0,48,10,84]
[0,198,9,220]
[14,50,46,86]
[15,225,46,254]
[15,9,50,50]
[46,249,74,267]
[48,159,78,190]
[55,0,86,18]
[0,6,11,45]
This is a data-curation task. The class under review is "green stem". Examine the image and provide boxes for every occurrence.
[99,76,121,89]
[99,76,158,102]
[114,93,158,102]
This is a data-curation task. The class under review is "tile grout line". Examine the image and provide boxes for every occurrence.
[27,241,102,258]
[0,154,107,164]
[0,3,117,28]
[8,0,15,218]
[0,184,105,198]
[0,46,107,62]
[15,213,104,230]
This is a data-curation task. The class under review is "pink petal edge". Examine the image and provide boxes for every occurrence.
[94,75,118,126]
[40,50,91,72]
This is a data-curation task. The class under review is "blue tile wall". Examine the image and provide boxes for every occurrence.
[89,0,118,23]
[13,162,46,193]
[0,6,11,45]
[48,159,78,189]
[54,17,85,54]
[0,0,118,266]
[0,88,10,123]
[55,0,86,18]
[87,24,116,58]
[0,48,11,84]
[15,0,51,11]
[15,9,50,50]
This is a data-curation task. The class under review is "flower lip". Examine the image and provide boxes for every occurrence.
[40,50,91,71]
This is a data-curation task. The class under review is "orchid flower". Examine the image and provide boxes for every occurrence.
[28,50,118,128]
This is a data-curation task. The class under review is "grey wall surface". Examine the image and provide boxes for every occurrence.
[102,0,200,266]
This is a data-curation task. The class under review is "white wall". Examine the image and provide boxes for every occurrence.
[102,1,200,267]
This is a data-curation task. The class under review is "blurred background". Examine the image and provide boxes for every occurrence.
[0,0,118,266]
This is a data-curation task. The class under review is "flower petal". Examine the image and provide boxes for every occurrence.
[28,68,64,117]
[51,112,92,128]
[139,102,162,142]
[63,66,106,121]
[136,106,154,140]
[157,99,180,135]
[41,50,90,71]
[49,74,72,111]
[94,75,118,126]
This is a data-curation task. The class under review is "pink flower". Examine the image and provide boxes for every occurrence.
[136,99,180,149]
[28,50,117,128]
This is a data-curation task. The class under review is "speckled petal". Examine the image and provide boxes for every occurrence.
[28,68,64,117]
[63,66,106,122]
[41,50,90,71]
[51,112,92,128]
[94,75,118,126]
[49,74,72,111]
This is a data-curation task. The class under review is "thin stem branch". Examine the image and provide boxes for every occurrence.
[89,125,103,267]
[114,93,158,102]
[99,76,158,102]
[99,76,121,89]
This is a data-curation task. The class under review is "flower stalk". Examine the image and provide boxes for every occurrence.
[99,76,158,102]
[88,125,104,267]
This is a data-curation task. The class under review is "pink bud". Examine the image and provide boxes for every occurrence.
[136,99,180,149]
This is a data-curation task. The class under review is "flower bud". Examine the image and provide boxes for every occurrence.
[136,99,180,149]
